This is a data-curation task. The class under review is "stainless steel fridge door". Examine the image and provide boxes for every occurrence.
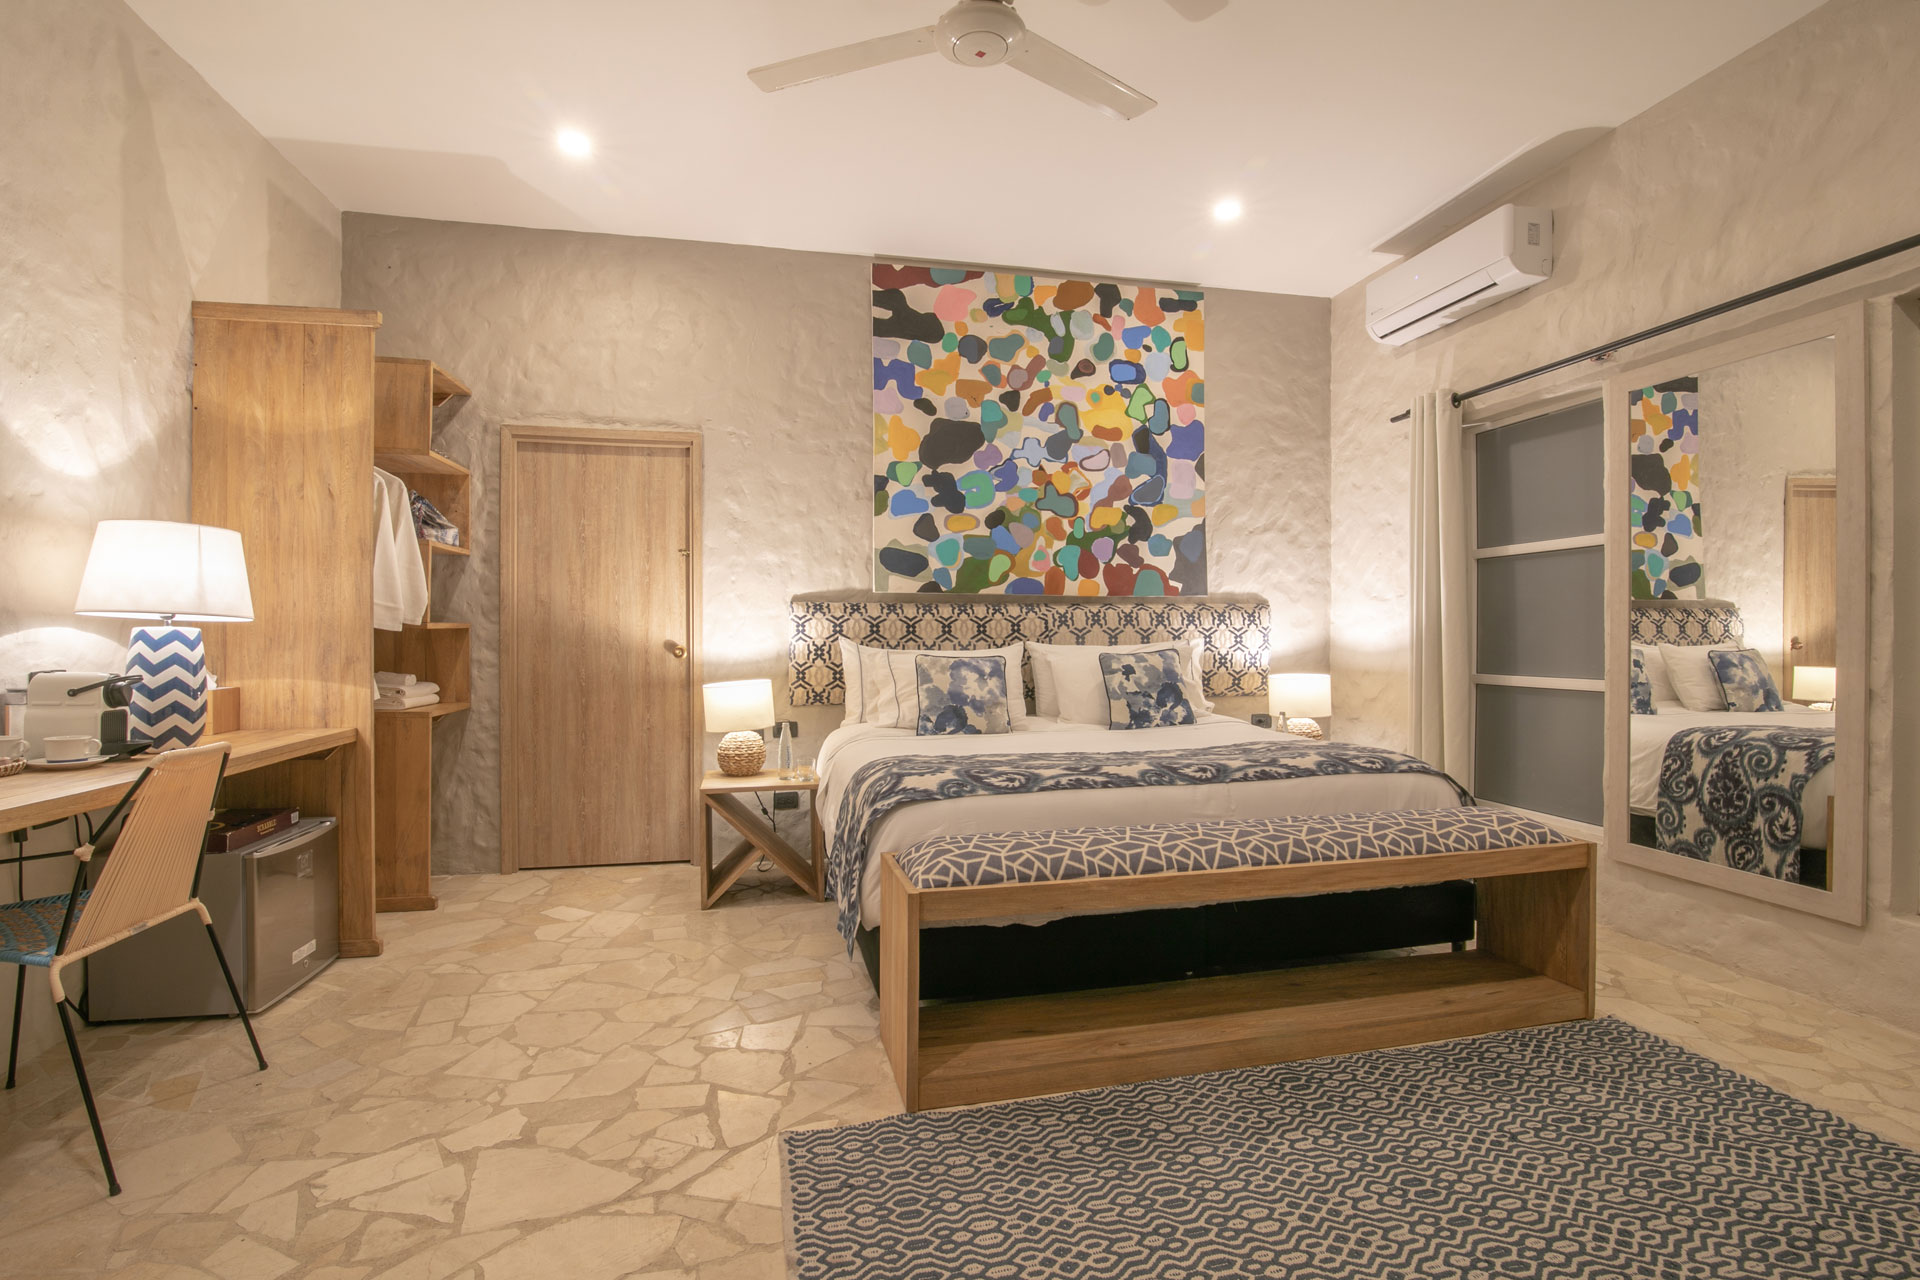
[243,818,340,1009]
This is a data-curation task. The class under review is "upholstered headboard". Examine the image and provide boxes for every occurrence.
[1629,598,1745,646]
[787,592,1272,706]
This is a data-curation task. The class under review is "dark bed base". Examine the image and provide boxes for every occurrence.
[1626,813,1828,888]
[855,881,1477,1001]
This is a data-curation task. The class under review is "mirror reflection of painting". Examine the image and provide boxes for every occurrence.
[1625,339,1836,889]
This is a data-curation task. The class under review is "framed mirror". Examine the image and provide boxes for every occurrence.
[1603,306,1867,924]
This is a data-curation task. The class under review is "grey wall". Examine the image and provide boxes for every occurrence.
[341,214,1331,874]
[0,0,342,1067]
[1326,0,1920,1029]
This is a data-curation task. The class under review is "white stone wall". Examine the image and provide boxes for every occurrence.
[1328,0,1920,1029]
[342,217,1331,876]
[0,0,342,1067]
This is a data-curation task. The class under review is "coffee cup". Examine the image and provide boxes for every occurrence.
[42,735,101,763]
[0,737,26,762]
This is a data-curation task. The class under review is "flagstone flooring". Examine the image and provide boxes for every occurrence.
[1,863,1915,1280]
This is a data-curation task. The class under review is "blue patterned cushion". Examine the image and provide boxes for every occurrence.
[1710,649,1784,713]
[1099,648,1198,730]
[913,654,1012,736]
[0,891,86,967]
[1629,649,1655,715]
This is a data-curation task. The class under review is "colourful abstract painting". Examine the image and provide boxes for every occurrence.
[1628,377,1703,599]
[871,263,1205,596]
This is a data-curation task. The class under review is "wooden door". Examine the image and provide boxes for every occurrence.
[501,426,700,869]
[1782,474,1837,695]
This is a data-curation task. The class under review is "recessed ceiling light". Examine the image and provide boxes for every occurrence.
[556,127,593,159]
[1212,196,1243,223]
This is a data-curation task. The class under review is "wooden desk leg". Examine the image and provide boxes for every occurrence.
[878,856,922,1111]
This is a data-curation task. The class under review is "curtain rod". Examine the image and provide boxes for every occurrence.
[1385,228,1920,424]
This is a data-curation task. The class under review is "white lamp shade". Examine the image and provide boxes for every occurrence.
[73,520,254,622]
[1792,665,1837,703]
[1269,672,1332,719]
[703,678,776,734]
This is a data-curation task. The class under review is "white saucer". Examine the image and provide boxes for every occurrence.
[25,755,114,771]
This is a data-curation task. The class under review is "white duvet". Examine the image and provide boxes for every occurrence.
[1627,705,1835,848]
[816,715,1468,930]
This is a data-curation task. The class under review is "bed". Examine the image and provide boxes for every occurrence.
[792,593,1484,1000]
[1628,599,1836,885]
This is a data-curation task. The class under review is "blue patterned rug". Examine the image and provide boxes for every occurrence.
[780,1018,1920,1279]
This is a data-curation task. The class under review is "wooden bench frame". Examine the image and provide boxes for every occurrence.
[879,836,1595,1111]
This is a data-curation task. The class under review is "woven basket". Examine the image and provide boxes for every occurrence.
[0,757,23,778]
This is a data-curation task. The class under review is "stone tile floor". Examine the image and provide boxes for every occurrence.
[1,863,1915,1279]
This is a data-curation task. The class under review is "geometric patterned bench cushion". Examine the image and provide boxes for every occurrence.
[893,808,1567,891]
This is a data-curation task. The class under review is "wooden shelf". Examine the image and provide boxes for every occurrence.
[376,700,470,718]
[430,366,470,404]
[911,951,1585,1112]
[375,448,468,478]
[409,620,469,632]
[423,540,469,557]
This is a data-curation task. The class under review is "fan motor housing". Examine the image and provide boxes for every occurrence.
[938,0,1026,66]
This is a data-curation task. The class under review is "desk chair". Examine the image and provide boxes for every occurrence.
[0,741,266,1195]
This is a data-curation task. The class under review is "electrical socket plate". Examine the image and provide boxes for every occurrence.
[772,791,799,811]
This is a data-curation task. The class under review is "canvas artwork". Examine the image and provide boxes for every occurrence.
[1628,377,1703,599]
[871,263,1206,596]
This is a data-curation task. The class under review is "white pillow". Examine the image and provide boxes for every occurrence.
[1029,638,1206,719]
[1633,645,1679,705]
[1038,639,1211,726]
[1661,643,1735,712]
[844,642,1027,729]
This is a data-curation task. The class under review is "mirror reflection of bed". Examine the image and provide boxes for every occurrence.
[1623,337,1838,892]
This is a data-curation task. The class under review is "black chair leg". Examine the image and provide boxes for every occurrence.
[203,925,266,1071]
[5,965,23,1089]
[55,999,118,1196]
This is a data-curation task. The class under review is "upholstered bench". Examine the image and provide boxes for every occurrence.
[879,808,1594,1111]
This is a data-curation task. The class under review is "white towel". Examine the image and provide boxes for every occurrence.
[374,671,418,687]
[375,690,441,710]
[372,469,430,631]
[376,681,439,697]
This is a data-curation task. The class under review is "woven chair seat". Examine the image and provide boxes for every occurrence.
[0,891,89,967]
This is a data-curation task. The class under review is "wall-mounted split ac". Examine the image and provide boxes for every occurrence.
[1365,204,1554,346]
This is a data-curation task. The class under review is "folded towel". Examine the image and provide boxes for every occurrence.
[375,690,441,710]
[377,681,439,697]
[375,671,418,687]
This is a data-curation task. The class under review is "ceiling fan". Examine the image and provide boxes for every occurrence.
[747,0,1228,121]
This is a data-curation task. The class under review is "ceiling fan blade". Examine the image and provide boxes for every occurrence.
[1163,0,1228,19]
[1007,32,1157,120]
[748,26,939,92]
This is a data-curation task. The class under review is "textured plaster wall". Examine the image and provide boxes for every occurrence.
[0,0,342,686]
[1694,339,1836,676]
[1328,0,1920,1028]
[0,0,341,1062]
[341,214,1329,875]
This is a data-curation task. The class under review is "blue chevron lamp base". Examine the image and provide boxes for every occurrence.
[125,625,208,748]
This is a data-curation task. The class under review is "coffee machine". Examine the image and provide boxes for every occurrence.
[23,671,145,758]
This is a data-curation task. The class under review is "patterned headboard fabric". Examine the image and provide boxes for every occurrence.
[1629,598,1745,646]
[788,592,1272,706]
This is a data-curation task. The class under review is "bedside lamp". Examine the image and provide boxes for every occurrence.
[1792,665,1836,711]
[74,520,253,748]
[704,678,775,776]
[1270,672,1332,740]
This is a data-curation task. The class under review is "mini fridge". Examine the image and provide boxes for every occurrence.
[86,817,340,1020]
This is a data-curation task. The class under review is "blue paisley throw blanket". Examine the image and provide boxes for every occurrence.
[1656,724,1835,881]
[828,740,1471,945]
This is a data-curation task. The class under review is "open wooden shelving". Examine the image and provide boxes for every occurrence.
[373,355,473,915]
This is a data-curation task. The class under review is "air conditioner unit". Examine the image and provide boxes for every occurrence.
[1365,204,1553,346]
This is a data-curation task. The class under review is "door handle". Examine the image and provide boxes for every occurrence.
[666,641,688,659]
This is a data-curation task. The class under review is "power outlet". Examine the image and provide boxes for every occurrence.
[776,719,799,739]
[1250,712,1275,729]
[772,791,800,811]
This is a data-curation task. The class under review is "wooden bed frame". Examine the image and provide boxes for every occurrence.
[878,833,1595,1112]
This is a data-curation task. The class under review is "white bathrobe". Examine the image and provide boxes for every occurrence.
[372,468,430,631]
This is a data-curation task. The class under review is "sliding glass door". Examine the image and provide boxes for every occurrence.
[1471,401,1605,824]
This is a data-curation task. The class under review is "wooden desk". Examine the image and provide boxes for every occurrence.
[0,728,377,956]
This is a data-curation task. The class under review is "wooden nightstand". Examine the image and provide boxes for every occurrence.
[697,770,822,909]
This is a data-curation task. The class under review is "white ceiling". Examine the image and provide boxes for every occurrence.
[128,0,1821,297]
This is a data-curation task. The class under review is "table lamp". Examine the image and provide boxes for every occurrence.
[74,520,253,748]
[704,678,775,776]
[1270,672,1332,740]
[1792,665,1836,711]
